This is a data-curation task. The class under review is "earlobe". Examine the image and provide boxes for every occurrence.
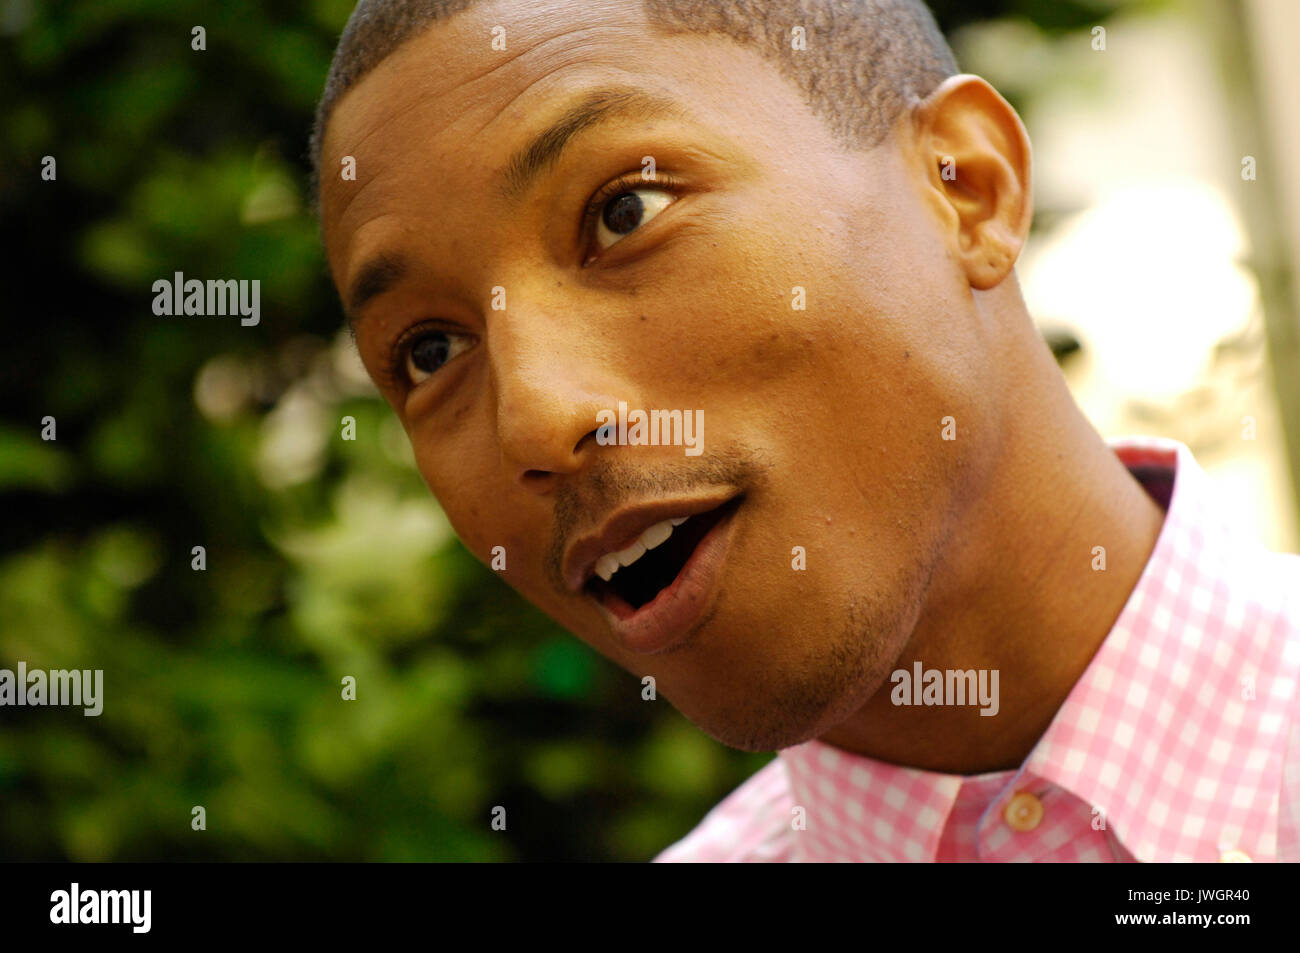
[909,74,1033,290]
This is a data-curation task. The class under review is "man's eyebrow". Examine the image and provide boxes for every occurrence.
[345,88,689,323]
[501,86,691,202]
[346,251,407,321]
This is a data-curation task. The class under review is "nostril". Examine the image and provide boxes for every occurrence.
[574,428,601,455]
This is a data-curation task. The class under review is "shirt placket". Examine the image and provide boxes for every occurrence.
[974,770,1128,861]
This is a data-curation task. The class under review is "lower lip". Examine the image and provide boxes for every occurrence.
[596,501,740,655]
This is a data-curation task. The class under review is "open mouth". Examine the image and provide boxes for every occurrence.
[583,497,741,615]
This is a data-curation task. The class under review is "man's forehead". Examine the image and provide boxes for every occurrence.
[317,0,870,286]
[318,3,699,242]
[321,0,671,169]
[317,5,795,273]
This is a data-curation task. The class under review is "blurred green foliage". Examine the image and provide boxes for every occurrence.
[1,0,1129,861]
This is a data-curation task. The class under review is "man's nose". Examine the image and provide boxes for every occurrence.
[487,301,628,494]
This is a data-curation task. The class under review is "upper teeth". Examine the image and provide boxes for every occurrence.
[594,516,689,582]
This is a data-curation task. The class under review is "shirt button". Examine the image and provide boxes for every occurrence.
[1219,849,1252,862]
[1003,791,1044,832]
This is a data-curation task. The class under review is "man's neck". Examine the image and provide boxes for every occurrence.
[818,332,1167,775]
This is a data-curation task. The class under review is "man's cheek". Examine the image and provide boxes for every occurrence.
[448,514,509,569]
[413,469,493,561]
[453,516,553,599]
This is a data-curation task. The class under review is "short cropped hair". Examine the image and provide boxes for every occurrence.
[308,0,957,205]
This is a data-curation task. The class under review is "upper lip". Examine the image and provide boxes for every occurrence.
[563,490,739,594]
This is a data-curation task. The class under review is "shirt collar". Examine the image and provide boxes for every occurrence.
[777,436,1300,861]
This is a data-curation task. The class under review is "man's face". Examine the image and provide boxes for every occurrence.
[320,0,997,751]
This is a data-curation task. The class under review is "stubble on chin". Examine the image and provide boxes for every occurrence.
[680,588,919,753]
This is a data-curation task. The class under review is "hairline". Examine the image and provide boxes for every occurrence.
[308,0,956,216]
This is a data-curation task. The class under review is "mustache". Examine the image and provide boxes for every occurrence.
[546,447,769,592]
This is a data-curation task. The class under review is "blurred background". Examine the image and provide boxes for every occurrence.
[1,0,1296,861]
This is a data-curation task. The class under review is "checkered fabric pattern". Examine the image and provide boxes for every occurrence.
[654,436,1300,862]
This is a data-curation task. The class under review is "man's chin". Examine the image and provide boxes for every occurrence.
[667,686,854,754]
[663,642,894,753]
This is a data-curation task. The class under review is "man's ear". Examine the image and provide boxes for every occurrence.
[906,74,1033,290]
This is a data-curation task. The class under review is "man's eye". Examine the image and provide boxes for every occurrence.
[403,329,474,385]
[594,188,674,251]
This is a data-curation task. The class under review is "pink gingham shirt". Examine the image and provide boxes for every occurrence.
[655,436,1300,862]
